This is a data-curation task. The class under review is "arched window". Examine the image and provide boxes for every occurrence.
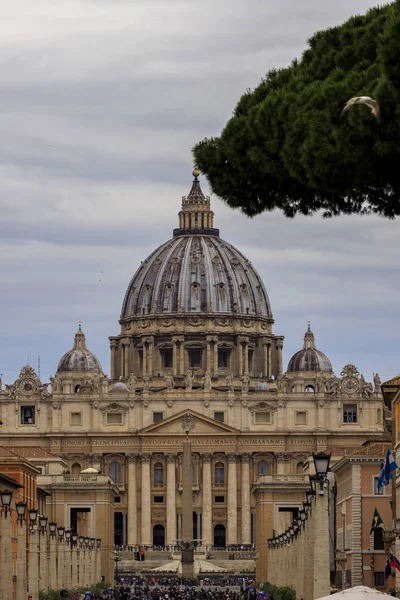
[305,385,315,393]
[71,463,81,476]
[74,385,81,393]
[258,460,269,476]
[154,462,164,485]
[215,462,225,484]
[374,527,384,550]
[296,461,304,474]
[110,461,121,483]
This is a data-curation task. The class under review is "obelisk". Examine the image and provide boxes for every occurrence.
[181,414,194,578]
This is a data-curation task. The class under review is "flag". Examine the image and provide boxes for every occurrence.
[377,462,388,489]
[370,508,384,534]
[384,448,398,482]
[390,554,400,571]
[384,559,391,580]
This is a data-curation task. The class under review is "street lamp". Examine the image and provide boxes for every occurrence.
[29,508,38,528]
[96,538,101,548]
[1,490,13,516]
[16,501,27,524]
[72,533,78,544]
[49,522,57,537]
[312,452,331,495]
[39,515,48,535]
[313,452,331,478]
[58,526,65,540]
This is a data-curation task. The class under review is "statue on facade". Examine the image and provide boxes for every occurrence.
[202,372,212,391]
[5,384,16,400]
[143,373,150,392]
[225,372,233,391]
[374,373,381,394]
[39,383,51,399]
[49,375,61,394]
[127,372,137,392]
[185,369,193,392]
[326,378,341,397]
[165,374,175,392]
[241,372,250,393]
[317,378,326,393]
[361,380,374,398]
[276,375,284,393]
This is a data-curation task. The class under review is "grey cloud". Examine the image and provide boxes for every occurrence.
[0,0,398,384]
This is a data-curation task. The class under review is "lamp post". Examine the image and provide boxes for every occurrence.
[1,490,14,600]
[71,533,78,588]
[49,522,57,590]
[38,515,48,591]
[65,529,72,589]
[16,502,28,600]
[28,507,39,600]
[79,536,85,588]
[58,525,65,590]
[96,538,102,585]
[89,538,95,585]
[84,536,90,588]
[311,452,331,599]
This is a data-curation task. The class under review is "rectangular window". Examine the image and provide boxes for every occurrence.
[374,476,384,495]
[189,349,202,368]
[70,412,82,426]
[162,349,173,368]
[255,412,271,424]
[215,496,225,503]
[374,572,385,588]
[214,411,225,423]
[295,411,307,425]
[21,406,35,425]
[217,349,229,368]
[248,349,253,372]
[343,404,357,423]
[107,412,122,425]
[114,497,121,503]
[153,412,163,424]
[154,496,164,503]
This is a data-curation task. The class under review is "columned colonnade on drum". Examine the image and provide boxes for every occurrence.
[126,452,253,547]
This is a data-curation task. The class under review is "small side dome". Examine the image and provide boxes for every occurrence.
[113,376,129,392]
[287,324,332,373]
[57,325,102,373]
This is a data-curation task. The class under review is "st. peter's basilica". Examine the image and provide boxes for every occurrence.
[0,171,388,579]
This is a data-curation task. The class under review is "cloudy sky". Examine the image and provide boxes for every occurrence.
[0,0,398,385]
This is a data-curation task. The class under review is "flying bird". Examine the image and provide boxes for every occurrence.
[341,96,381,121]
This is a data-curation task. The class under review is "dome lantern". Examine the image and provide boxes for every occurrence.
[173,170,219,237]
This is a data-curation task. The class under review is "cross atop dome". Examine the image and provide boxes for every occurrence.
[173,170,219,237]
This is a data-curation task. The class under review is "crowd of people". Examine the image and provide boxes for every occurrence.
[85,577,256,600]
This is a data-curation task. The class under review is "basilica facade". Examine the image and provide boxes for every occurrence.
[0,171,388,578]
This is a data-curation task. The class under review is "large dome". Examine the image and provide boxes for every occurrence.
[57,325,102,373]
[121,173,272,319]
[287,325,332,373]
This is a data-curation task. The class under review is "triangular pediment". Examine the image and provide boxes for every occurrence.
[139,409,240,436]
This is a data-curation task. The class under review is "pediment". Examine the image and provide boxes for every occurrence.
[139,409,240,436]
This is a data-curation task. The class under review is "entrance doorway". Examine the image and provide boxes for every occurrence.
[153,524,165,546]
[213,524,226,547]
[114,512,124,546]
